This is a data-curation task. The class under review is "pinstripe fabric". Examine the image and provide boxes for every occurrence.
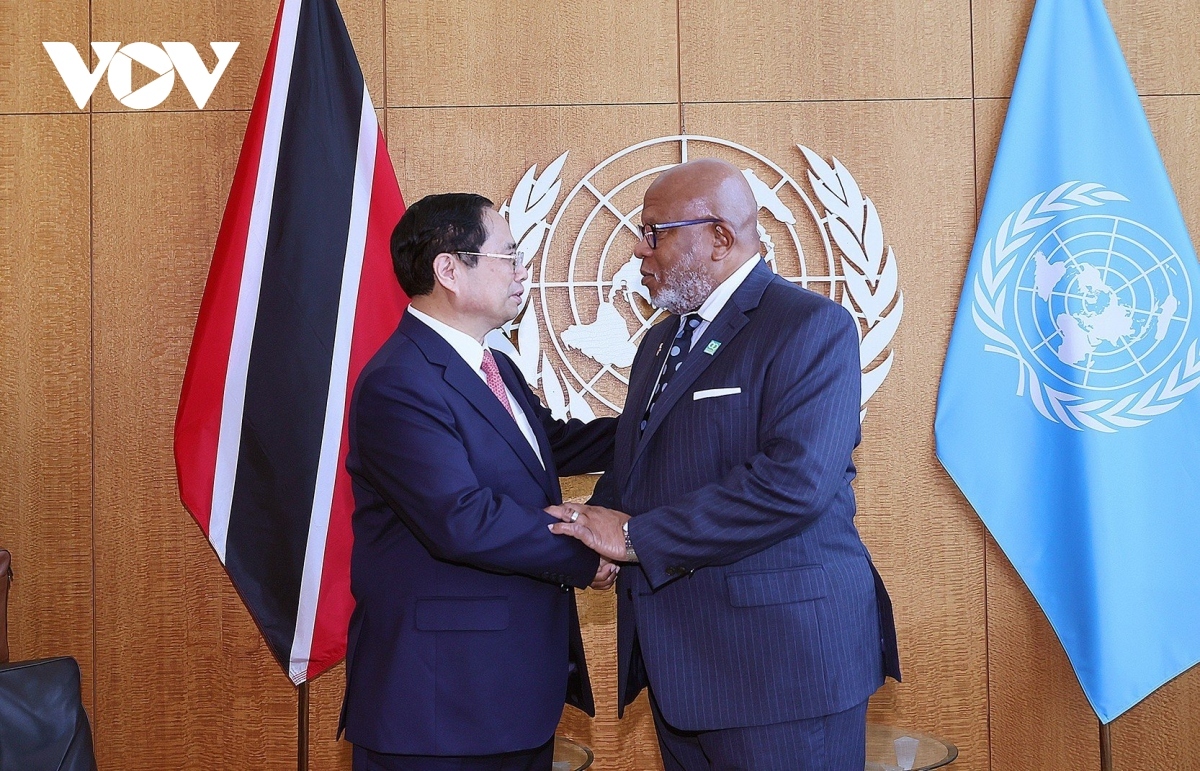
[651,692,869,771]
[593,261,898,737]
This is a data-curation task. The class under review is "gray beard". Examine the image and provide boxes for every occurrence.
[650,255,717,315]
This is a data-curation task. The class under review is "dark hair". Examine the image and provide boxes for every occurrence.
[390,193,494,296]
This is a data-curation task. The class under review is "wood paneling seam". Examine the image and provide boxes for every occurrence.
[89,0,98,752]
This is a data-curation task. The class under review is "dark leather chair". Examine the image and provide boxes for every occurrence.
[0,658,95,771]
[0,551,96,771]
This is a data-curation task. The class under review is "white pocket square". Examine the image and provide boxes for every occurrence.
[693,387,742,401]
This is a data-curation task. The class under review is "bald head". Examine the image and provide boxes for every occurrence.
[645,158,760,253]
[634,158,763,314]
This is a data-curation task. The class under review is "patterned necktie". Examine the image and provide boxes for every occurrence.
[640,313,701,434]
[480,349,515,419]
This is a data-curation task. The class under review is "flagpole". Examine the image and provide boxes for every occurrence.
[1099,720,1112,771]
[298,682,309,771]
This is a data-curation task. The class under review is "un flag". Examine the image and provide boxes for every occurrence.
[936,0,1200,722]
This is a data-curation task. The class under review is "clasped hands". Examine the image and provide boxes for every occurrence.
[545,503,630,590]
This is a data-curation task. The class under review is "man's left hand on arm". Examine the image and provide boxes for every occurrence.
[590,557,619,590]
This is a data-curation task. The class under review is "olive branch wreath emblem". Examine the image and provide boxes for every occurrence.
[497,140,904,423]
[970,181,1200,432]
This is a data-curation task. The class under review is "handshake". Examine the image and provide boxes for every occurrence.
[545,503,631,591]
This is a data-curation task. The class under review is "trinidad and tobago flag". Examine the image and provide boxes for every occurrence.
[175,0,406,684]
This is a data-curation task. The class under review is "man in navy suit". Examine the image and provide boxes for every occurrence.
[550,159,900,771]
[341,193,618,771]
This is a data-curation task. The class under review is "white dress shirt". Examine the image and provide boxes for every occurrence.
[642,256,763,415]
[406,305,545,468]
[688,254,762,350]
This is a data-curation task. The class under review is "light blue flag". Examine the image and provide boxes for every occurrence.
[936,0,1200,722]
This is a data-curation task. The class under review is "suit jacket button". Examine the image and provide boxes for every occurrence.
[625,588,633,600]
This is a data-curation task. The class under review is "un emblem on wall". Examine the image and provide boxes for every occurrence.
[972,182,1200,432]
[485,135,904,422]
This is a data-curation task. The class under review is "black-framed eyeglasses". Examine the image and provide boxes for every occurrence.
[637,218,722,249]
[455,251,525,275]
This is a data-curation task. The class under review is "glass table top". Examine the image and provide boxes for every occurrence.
[553,736,594,771]
[866,723,958,770]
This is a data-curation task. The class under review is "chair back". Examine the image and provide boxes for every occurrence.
[0,549,10,664]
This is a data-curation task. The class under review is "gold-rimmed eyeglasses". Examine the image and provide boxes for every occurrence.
[455,251,525,274]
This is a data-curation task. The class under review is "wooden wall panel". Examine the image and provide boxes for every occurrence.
[92,110,297,769]
[970,0,1035,100]
[1111,669,1200,771]
[985,538,1100,769]
[385,104,680,209]
[973,98,1006,210]
[1105,93,1200,771]
[344,0,387,111]
[88,0,384,113]
[1148,95,1200,252]
[683,99,987,769]
[384,0,678,107]
[1107,0,1200,95]
[90,0,275,112]
[0,0,88,113]
[679,0,972,102]
[0,114,93,710]
[974,0,1200,100]
[309,663,352,771]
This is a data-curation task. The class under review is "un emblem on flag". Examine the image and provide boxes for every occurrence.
[973,182,1200,432]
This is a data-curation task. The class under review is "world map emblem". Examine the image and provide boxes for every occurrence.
[484,135,904,422]
[972,182,1200,432]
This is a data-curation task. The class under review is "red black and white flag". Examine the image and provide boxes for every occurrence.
[175,0,406,684]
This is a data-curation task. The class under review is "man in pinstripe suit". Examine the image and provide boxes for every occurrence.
[549,158,900,771]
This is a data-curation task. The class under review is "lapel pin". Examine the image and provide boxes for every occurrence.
[656,342,664,357]
[704,341,721,355]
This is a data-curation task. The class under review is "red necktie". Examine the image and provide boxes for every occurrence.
[481,349,515,418]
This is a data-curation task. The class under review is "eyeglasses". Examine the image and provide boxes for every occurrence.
[637,218,723,249]
[455,251,525,274]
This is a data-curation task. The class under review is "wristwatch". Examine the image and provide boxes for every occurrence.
[622,520,638,563]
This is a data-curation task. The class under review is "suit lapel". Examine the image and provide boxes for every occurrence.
[495,352,559,501]
[403,314,553,496]
[619,319,675,476]
[629,261,776,471]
